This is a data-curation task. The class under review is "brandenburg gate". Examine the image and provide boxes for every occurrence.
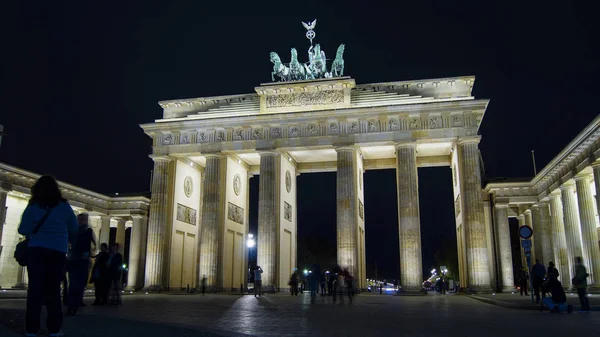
[139,73,491,292]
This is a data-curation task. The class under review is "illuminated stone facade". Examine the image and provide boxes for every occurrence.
[141,76,494,292]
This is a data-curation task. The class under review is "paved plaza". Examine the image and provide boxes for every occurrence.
[1,293,599,336]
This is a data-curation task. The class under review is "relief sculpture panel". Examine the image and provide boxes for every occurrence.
[266,90,344,108]
[227,202,244,225]
[176,203,197,225]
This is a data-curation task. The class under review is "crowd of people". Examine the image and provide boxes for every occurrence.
[517,258,590,313]
[17,175,125,337]
[286,265,356,303]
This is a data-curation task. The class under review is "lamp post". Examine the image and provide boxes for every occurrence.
[247,234,256,286]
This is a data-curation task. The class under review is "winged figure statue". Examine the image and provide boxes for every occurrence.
[301,19,317,31]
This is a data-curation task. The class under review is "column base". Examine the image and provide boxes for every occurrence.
[466,285,494,294]
[501,286,516,293]
[395,286,426,295]
[143,285,165,292]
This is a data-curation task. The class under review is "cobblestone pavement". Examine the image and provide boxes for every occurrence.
[1,293,599,336]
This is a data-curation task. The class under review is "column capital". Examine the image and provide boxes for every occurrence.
[335,145,357,153]
[203,152,224,159]
[574,173,593,182]
[550,190,562,198]
[257,150,280,157]
[591,161,600,168]
[531,204,539,209]
[494,203,509,209]
[524,209,532,215]
[560,182,576,191]
[131,215,148,221]
[517,213,525,220]
[457,136,481,146]
[394,142,417,150]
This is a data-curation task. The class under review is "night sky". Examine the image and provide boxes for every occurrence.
[2,2,599,281]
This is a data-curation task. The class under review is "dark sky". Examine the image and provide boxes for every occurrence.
[2,2,599,281]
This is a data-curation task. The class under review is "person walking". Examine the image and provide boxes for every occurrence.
[107,243,123,305]
[18,175,78,337]
[573,256,590,312]
[201,275,207,296]
[66,213,96,315]
[253,266,263,297]
[90,243,109,305]
[518,268,529,296]
[531,259,546,303]
[289,271,299,296]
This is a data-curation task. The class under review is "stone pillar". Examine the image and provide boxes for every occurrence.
[395,143,422,290]
[517,213,527,268]
[199,155,224,290]
[575,175,600,287]
[257,151,280,290]
[537,202,554,266]
[115,219,126,256]
[458,138,491,291]
[530,207,542,263]
[144,157,172,291]
[0,185,8,258]
[560,183,584,271]
[549,192,571,284]
[494,204,514,291]
[99,216,111,246]
[127,216,147,290]
[592,163,600,222]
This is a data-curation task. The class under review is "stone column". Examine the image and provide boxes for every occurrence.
[127,216,147,290]
[494,204,514,291]
[458,138,491,291]
[537,202,554,266]
[549,192,571,284]
[560,183,584,271]
[144,157,172,291]
[575,175,600,287]
[257,151,280,289]
[395,143,422,290]
[530,208,542,263]
[98,216,111,246]
[592,163,600,222]
[0,185,9,258]
[115,219,126,256]
[199,154,224,290]
[517,213,526,268]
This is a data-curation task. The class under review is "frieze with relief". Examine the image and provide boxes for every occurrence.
[265,90,344,108]
[227,202,244,225]
[289,126,300,138]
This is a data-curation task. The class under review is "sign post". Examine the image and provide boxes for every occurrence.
[518,225,534,304]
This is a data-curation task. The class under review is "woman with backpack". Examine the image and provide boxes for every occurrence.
[17,175,79,337]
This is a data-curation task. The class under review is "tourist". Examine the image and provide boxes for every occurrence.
[18,175,79,337]
[253,266,263,297]
[201,275,207,296]
[518,268,529,296]
[542,277,571,313]
[289,271,299,296]
[531,259,546,303]
[107,243,124,305]
[572,256,590,312]
[320,272,326,296]
[326,271,333,295]
[344,268,354,303]
[91,243,110,305]
[547,261,559,281]
[66,213,96,316]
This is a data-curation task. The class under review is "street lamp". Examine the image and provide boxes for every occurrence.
[247,234,255,248]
